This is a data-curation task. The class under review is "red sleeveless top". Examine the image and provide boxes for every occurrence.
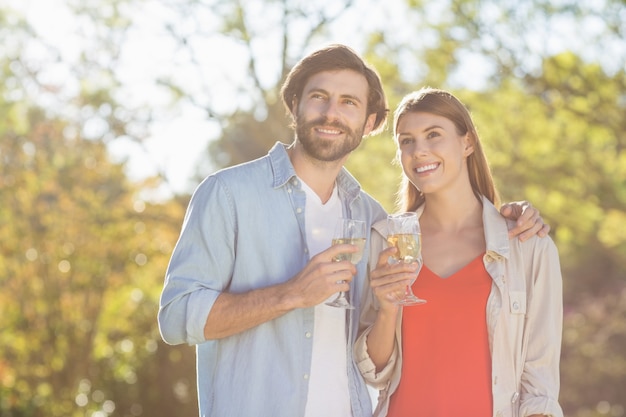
[387,255,493,416]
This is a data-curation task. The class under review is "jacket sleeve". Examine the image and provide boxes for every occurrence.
[518,235,564,417]
[354,224,400,390]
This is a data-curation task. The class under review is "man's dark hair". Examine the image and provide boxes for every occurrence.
[280,44,388,135]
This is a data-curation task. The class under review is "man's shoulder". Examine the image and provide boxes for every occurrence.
[211,152,273,180]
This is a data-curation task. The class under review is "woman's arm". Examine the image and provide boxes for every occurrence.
[519,236,564,417]
[363,247,417,370]
[355,231,417,388]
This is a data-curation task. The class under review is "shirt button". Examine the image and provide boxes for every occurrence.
[303,374,309,380]
[296,208,302,213]
[513,301,520,310]
[305,332,312,338]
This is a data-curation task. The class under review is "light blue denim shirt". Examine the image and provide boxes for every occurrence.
[158,142,387,417]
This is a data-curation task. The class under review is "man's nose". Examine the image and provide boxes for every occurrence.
[321,100,341,121]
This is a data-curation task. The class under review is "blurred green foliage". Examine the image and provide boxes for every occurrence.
[1,0,625,416]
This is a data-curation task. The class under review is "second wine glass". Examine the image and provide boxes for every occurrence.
[326,218,366,309]
[387,212,427,306]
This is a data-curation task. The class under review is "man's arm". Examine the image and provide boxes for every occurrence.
[203,243,358,339]
[500,201,550,241]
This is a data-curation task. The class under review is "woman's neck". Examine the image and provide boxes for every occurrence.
[420,188,483,234]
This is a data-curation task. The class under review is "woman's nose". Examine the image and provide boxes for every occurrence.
[411,140,428,157]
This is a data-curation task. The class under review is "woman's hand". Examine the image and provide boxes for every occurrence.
[370,247,420,312]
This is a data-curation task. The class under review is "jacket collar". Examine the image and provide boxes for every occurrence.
[479,196,511,261]
[375,195,511,259]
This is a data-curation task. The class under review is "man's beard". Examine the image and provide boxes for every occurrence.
[295,115,365,162]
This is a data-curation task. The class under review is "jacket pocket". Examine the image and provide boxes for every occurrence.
[508,291,526,315]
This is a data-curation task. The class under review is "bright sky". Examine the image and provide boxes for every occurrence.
[6,0,621,200]
[7,0,410,200]
[6,0,222,198]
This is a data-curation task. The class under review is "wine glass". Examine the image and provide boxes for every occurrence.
[386,212,426,306]
[325,218,366,309]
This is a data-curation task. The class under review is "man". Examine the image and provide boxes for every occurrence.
[157,44,546,417]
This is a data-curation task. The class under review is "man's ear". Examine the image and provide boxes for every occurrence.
[291,96,299,115]
[363,113,376,136]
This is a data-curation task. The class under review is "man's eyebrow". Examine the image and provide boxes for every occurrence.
[306,88,364,104]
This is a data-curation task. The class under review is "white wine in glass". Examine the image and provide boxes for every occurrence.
[387,212,426,306]
[331,237,366,264]
[326,218,366,309]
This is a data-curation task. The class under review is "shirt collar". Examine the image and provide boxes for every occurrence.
[268,142,362,200]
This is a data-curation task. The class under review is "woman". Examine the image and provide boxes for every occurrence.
[355,88,563,417]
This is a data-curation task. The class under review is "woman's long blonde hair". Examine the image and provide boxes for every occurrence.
[394,87,500,212]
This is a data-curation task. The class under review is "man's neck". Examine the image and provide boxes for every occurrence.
[287,143,346,204]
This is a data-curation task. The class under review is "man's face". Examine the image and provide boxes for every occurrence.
[294,69,375,162]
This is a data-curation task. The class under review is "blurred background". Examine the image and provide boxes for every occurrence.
[1,0,625,416]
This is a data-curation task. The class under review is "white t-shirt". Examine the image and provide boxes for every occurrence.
[300,180,352,417]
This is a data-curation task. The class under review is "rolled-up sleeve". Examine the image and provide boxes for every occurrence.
[355,326,399,390]
[158,176,235,346]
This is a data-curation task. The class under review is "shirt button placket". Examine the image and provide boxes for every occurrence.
[303,331,312,381]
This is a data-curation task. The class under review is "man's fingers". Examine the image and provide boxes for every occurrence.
[538,222,551,237]
[514,216,551,242]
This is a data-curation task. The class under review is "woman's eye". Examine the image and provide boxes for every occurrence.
[427,131,440,139]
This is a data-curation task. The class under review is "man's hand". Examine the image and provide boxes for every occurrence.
[500,201,550,242]
[287,243,358,308]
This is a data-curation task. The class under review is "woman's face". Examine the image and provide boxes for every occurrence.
[396,111,474,195]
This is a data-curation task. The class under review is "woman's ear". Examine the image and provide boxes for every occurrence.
[463,134,475,157]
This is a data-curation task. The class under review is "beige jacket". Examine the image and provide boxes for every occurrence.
[355,197,564,417]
